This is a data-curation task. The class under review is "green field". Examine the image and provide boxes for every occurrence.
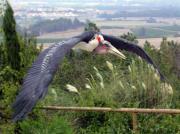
[36,20,180,45]
[158,25,180,31]
[132,27,178,38]
[94,19,171,28]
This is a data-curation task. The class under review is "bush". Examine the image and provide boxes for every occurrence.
[19,115,73,134]
[139,115,180,134]
[47,59,175,133]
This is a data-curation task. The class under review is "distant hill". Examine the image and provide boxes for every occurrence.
[28,18,84,36]
[99,7,180,18]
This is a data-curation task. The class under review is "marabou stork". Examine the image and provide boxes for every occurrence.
[12,31,165,121]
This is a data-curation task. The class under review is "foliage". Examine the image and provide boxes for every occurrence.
[120,32,138,44]
[138,114,180,134]
[0,80,19,109]
[41,32,179,133]
[0,43,6,68]
[0,2,41,132]
[0,6,179,132]
[159,38,179,76]
[76,62,172,108]
[19,115,73,134]
[19,35,41,74]
[38,31,179,133]
[2,2,21,70]
[66,61,174,133]
[76,113,132,134]
[84,20,100,32]
[0,122,16,134]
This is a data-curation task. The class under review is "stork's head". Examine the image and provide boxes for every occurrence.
[92,34,126,59]
[73,34,126,59]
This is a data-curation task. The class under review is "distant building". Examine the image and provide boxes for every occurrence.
[0,0,7,16]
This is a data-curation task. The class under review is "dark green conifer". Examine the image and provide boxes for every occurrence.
[2,1,21,70]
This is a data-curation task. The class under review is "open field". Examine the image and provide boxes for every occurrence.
[94,19,169,28]
[37,18,180,41]
[132,27,179,38]
[39,37,180,50]
[37,28,84,39]
[95,17,180,27]
[101,28,131,36]
[34,18,180,50]
[95,20,166,28]
[37,27,132,40]
[157,25,180,31]
[37,27,180,41]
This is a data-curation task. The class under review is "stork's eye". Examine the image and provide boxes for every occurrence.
[104,43,109,47]
[90,36,96,41]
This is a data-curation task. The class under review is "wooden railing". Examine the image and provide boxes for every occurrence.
[1,106,180,133]
[40,106,180,114]
[40,106,180,133]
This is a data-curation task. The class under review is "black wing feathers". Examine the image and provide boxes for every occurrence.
[103,34,165,80]
[12,31,165,122]
[12,35,89,121]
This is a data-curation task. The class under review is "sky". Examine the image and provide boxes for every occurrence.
[8,0,180,3]
[8,0,180,7]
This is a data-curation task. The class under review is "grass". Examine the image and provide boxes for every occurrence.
[42,57,173,109]
[36,57,175,134]
[1,49,178,133]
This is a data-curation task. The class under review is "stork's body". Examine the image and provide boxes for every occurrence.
[12,31,165,121]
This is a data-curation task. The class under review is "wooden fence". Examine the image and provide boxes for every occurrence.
[1,106,180,133]
[40,106,180,133]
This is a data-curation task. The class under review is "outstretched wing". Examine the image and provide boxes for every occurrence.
[103,34,165,80]
[12,32,95,121]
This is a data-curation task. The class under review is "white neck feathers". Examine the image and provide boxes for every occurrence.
[73,39,99,52]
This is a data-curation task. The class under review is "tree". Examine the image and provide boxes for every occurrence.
[2,1,21,70]
[20,35,40,70]
[0,43,6,68]
[156,37,180,84]
[120,32,138,44]
[84,20,100,32]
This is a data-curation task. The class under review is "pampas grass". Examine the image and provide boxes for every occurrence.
[78,60,173,108]
[66,84,79,94]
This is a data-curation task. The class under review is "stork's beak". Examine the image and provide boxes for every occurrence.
[108,44,126,59]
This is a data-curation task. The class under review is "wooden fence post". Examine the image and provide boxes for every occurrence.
[132,113,138,133]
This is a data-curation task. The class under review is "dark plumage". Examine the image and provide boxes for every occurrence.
[12,31,95,121]
[12,31,165,121]
[102,34,165,80]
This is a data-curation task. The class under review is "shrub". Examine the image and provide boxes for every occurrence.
[19,115,73,134]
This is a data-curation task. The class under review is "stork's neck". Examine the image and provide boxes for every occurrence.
[73,39,99,52]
